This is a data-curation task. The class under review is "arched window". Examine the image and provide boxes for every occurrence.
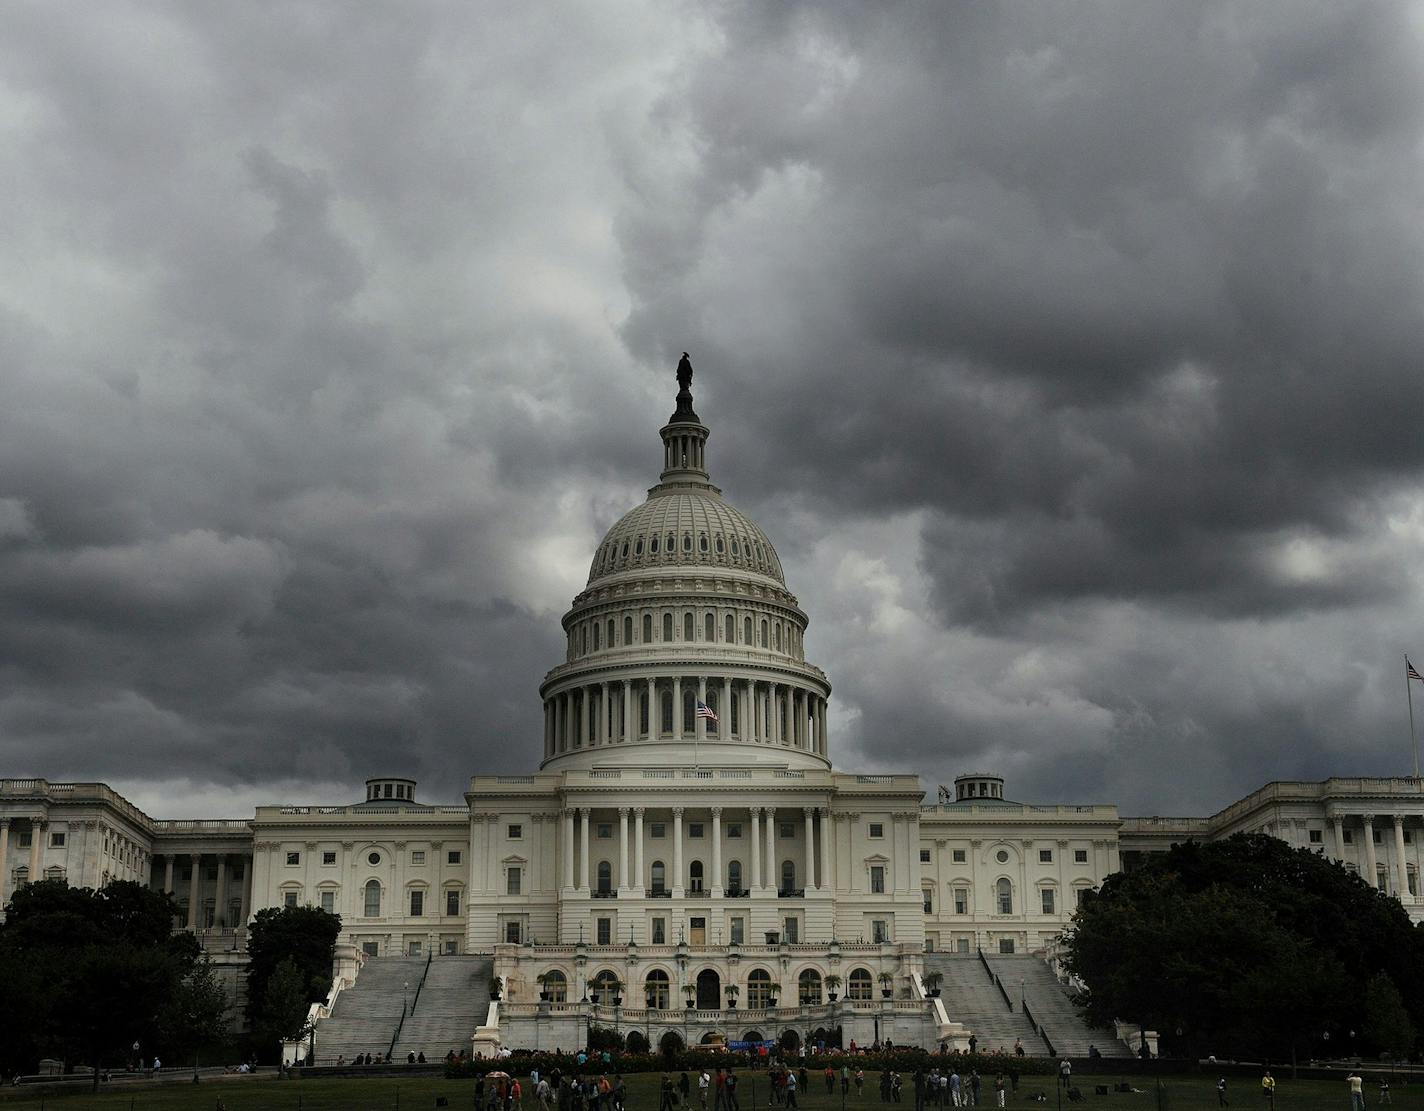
[597,861,612,894]
[682,532,692,553]
[666,532,676,554]
[747,968,773,1009]
[728,860,743,893]
[798,969,822,1005]
[645,969,670,1009]
[640,690,650,734]
[744,616,753,644]
[651,861,667,895]
[607,618,615,645]
[663,613,673,641]
[848,968,874,1001]
[625,616,633,645]
[661,690,673,735]
[760,619,768,646]
[726,614,735,642]
[997,877,1013,915]
[364,880,382,917]
[683,612,694,640]
[592,970,620,1004]
[593,623,600,650]
[543,969,568,1003]
[643,614,653,642]
[650,534,659,554]
[774,625,781,651]
[705,612,715,641]
[699,533,709,553]
[581,625,588,653]
[730,688,739,734]
[781,860,796,894]
[690,860,705,893]
[683,687,695,732]
[716,535,725,554]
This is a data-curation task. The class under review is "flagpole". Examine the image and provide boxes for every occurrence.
[1409,655,1419,780]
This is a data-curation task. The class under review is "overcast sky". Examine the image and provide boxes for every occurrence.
[4,2,1424,819]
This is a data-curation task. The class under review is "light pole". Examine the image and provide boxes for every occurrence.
[132,1041,140,1073]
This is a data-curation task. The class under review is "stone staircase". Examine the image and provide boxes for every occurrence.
[392,954,494,1062]
[924,954,1045,1053]
[984,954,1131,1058]
[312,955,428,1064]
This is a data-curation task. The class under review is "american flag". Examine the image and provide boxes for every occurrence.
[696,700,720,723]
[1409,658,1424,683]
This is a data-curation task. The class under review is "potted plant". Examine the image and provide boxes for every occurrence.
[922,971,943,998]
[488,975,504,1001]
[725,984,740,1010]
[684,983,697,1009]
[536,971,556,1002]
[605,977,625,1007]
[879,972,895,999]
[766,981,782,1009]
[824,974,843,1002]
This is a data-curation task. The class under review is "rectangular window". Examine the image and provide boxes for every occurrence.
[284,891,298,908]
[448,850,462,865]
[50,832,65,847]
[957,937,971,954]
[443,940,459,955]
[780,823,794,839]
[597,918,612,945]
[690,917,706,945]
[919,849,931,863]
[998,938,1016,954]
[597,824,612,839]
[286,851,301,866]
[1343,830,1353,844]
[954,889,968,915]
[408,940,423,956]
[952,849,966,863]
[1039,849,1053,863]
[870,865,885,894]
[446,890,460,916]
[689,823,704,838]
[730,916,745,944]
[321,890,335,913]
[507,825,522,840]
[1076,888,1090,908]
[872,920,889,943]
[869,823,884,839]
[727,823,742,839]
[652,917,666,944]
[1074,849,1088,863]
[1041,888,1055,915]
[783,917,799,943]
[19,832,32,848]
[922,890,933,913]
[650,823,666,839]
[1410,871,1419,897]
[507,867,522,895]
[410,890,424,917]
[411,850,426,865]
[1309,830,1323,844]
[322,851,337,866]
[362,941,380,957]
[1373,829,1383,844]
[506,920,523,944]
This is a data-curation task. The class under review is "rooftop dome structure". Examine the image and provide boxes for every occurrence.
[539,355,830,772]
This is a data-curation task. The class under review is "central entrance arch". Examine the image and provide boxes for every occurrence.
[696,968,721,1010]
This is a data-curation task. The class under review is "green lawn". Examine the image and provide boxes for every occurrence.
[0,1070,1406,1111]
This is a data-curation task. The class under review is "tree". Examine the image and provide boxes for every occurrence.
[158,955,230,1070]
[1065,834,1424,1068]
[1363,972,1415,1060]
[254,956,315,1054]
[244,905,341,1037]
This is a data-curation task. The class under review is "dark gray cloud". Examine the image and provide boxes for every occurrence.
[2,1,1422,815]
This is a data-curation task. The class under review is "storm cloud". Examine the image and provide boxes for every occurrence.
[2,1,1422,816]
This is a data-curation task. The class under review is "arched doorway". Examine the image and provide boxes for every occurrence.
[779,1029,801,1052]
[659,1031,685,1057]
[696,968,721,1010]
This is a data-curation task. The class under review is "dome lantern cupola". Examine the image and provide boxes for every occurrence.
[658,352,712,489]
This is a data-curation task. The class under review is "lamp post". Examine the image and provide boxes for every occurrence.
[132,1041,140,1073]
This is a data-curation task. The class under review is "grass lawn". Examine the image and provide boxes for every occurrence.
[0,1070,1405,1111]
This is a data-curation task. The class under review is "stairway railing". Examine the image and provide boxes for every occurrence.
[388,1000,407,1060]
[410,951,433,1015]
[1022,999,1056,1056]
[977,949,1014,1010]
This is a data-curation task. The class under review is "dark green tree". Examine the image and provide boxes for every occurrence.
[253,956,316,1054]
[1363,971,1415,1060]
[157,954,231,1071]
[1066,834,1424,1069]
[245,905,340,1059]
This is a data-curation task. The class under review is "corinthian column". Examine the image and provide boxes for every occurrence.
[1363,815,1379,888]
[1394,816,1410,898]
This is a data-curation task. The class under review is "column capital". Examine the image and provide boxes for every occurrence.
[711,807,723,818]
[672,807,685,818]
[189,852,202,862]
[803,806,815,818]
[619,807,630,816]
[1395,814,1407,828]
[0,817,8,828]
[579,807,591,817]
[1363,813,1376,825]
[634,806,645,817]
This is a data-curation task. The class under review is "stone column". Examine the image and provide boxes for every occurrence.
[750,807,762,890]
[1363,815,1378,888]
[564,811,575,889]
[696,678,707,742]
[711,807,723,896]
[804,807,817,890]
[766,809,778,892]
[673,677,684,738]
[579,689,588,748]
[818,698,828,754]
[673,807,685,897]
[213,855,228,926]
[28,820,45,879]
[1395,816,1410,898]
[239,855,252,923]
[0,819,8,902]
[819,809,832,891]
[622,680,633,741]
[162,852,175,893]
[619,808,630,890]
[634,808,646,890]
[1332,814,1346,861]
[187,853,202,928]
[579,808,591,891]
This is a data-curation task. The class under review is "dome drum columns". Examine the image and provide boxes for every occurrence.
[541,677,829,760]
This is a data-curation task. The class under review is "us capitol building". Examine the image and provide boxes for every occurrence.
[4,363,1423,1054]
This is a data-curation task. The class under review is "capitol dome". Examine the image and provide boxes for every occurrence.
[538,359,830,772]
